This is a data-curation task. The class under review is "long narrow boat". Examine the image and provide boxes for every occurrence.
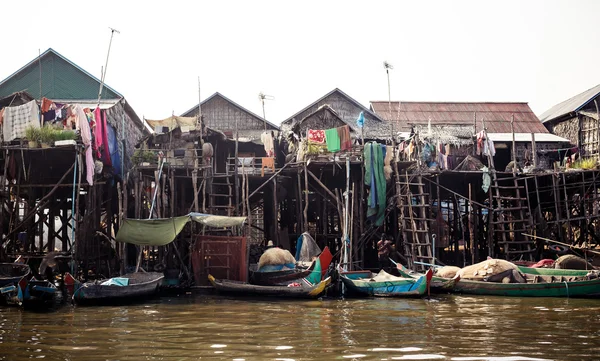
[209,274,331,298]
[0,263,31,305]
[453,269,600,298]
[22,279,58,309]
[249,247,333,286]
[340,269,433,297]
[68,272,164,305]
[249,263,313,286]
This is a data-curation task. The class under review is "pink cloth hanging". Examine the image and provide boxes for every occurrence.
[93,107,103,159]
[100,109,112,166]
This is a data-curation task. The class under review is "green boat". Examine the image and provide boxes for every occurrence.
[339,269,433,297]
[453,268,600,298]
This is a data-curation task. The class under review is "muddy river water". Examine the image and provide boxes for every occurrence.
[1,294,599,360]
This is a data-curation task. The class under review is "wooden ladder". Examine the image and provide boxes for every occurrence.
[398,172,434,271]
[491,174,535,261]
[209,174,234,217]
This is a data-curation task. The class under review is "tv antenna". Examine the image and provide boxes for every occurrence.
[258,92,275,131]
[97,27,120,106]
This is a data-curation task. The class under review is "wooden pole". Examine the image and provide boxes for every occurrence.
[273,177,279,246]
[595,99,600,160]
[511,114,517,173]
[468,183,476,264]
[531,133,537,168]
[237,162,294,208]
[303,162,309,232]
[296,172,303,234]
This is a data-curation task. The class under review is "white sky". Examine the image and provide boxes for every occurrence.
[2,0,599,124]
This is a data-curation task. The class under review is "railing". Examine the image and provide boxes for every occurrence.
[226,157,276,176]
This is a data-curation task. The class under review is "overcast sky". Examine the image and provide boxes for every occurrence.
[2,0,599,124]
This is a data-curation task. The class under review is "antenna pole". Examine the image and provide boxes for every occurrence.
[198,77,203,146]
[38,49,42,101]
[384,61,394,139]
[97,27,120,107]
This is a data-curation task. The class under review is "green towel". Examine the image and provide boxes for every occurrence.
[364,142,386,226]
[324,128,340,152]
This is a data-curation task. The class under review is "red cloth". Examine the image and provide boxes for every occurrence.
[337,125,352,150]
[41,97,53,113]
[307,129,325,144]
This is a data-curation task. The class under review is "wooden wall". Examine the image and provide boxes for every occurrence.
[105,100,147,172]
[284,91,380,129]
[186,94,277,132]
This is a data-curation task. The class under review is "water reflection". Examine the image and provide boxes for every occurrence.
[0,295,599,360]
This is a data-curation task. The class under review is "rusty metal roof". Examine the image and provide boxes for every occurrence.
[370,101,549,134]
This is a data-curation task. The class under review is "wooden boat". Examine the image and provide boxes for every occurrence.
[22,278,58,309]
[248,263,313,286]
[68,272,164,305]
[208,274,331,298]
[250,247,333,286]
[453,268,600,298]
[0,263,31,305]
[340,269,433,297]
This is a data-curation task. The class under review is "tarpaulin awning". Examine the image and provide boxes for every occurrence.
[145,116,197,131]
[116,213,246,246]
[189,213,247,227]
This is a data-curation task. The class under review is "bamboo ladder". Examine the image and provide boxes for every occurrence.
[485,119,534,261]
[399,171,434,271]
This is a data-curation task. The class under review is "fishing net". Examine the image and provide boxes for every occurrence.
[295,232,322,264]
[257,248,296,270]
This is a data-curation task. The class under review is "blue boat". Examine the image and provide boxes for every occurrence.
[0,263,31,306]
[340,268,433,297]
[22,278,58,309]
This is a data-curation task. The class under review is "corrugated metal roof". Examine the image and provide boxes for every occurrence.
[487,133,570,143]
[370,101,549,134]
[538,84,600,123]
[0,48,121,100]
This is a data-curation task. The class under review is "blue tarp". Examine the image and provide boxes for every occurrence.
[101,277,130,286]
[106,124,121,176]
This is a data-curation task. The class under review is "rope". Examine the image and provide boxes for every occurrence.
[563,281,569,298]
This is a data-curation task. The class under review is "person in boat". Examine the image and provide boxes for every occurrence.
[266,240,275,250]
[377,235,394,273]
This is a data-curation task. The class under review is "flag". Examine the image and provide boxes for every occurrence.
[356,111,365,128]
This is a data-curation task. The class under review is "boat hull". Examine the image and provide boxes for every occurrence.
[248,264,312,286]
[209,275,331,298]
[340,270,431,297]
[73,272,164,305]
[453,277,600,298]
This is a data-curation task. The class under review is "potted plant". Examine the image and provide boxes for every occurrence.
[39,125,57,148]
[132,149,157,166]
[24,126,41,148]
[55,129,78,146]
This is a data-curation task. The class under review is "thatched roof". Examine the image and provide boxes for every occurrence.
[413,124,475,146]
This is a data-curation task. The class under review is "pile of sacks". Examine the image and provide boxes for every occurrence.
[435,258,526,284]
